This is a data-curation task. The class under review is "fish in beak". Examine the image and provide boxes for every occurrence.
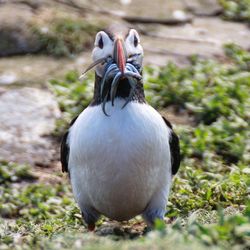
[79,27,143,115]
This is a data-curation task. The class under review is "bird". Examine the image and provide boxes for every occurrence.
[61,24,180,231]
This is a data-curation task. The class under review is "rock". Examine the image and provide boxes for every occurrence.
[184,0,222,16]
[0,54,91,86]
[0,4,41,56]
[80,0,186,20]
[0,73,17,85]
[139,17,250,66]
[0,87,61,165]
[0,0,249,69]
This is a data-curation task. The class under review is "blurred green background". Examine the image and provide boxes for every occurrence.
[0,0,249,249]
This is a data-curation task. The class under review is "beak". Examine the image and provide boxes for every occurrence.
[113,38,127,75]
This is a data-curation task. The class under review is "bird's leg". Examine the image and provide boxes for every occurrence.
[142,207,166,228]
[81,207,100,232]
[142,187,171,228]
[87,223,96,232]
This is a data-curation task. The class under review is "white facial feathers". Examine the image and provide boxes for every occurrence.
[91,28,143,77]
[92,31,113,62]
[125,29,143,57]
[92,29,143,61]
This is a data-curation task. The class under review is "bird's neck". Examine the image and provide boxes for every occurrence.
[91,73,146,106]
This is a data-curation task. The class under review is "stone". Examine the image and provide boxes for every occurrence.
[0,54,91,86]
[0,73,17,85]
[0,4,41,56]
[78,0,186,19]
[0,87,61,165]
[184,0,222,16]
[139,17,250,66]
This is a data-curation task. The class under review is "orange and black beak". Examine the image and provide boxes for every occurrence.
[113,38,127,75]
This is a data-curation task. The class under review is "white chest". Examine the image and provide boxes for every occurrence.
[68,99,172,220]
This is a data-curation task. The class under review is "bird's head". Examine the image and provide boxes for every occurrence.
[92,25,143,77]
[80,25,144,115]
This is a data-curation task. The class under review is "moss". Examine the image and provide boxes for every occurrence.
[219,0,250,22]
[32,17,102,57]
[0,161,36,185]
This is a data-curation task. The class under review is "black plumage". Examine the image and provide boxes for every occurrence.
[162,117,181,175]
[61,116,78,173]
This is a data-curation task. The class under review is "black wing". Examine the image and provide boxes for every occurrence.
[162,117,181,175]
[60,116,78,173]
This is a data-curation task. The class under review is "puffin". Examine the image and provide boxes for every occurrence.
[61,25,180,231]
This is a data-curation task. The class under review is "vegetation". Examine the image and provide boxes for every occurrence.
[1,44,250,249]
[32,17,101,57]
[219,0,250,22]
[146,44,250,219]
[0,161,249,249]
[50,71,94,135]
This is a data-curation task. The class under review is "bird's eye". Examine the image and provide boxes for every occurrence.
[98,36,104,49]
[134,35,138,47]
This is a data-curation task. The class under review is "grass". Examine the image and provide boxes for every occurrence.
[32,17,102,57]
[0,162,249,249]
[219,0,250,22]
[1,44,250,249]
[49,71,94,135]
